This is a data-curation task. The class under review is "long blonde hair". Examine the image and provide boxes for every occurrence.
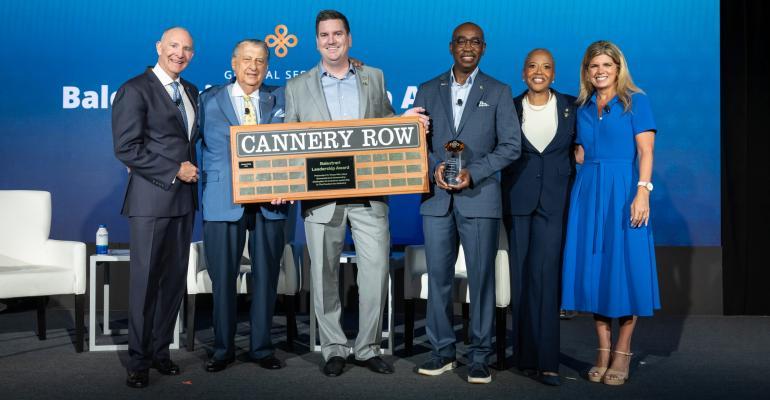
[576,40,642,112]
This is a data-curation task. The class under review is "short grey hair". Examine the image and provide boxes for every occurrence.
[232,39,270,62]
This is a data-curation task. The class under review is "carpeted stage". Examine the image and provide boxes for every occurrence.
[0,303,768,400]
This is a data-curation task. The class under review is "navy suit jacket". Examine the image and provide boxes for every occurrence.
[112,68,199,217]
[415,70,521,219]
[501,90,576,216]
[198,83,288,222]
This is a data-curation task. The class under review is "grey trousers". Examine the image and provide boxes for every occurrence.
[305,204,390,361]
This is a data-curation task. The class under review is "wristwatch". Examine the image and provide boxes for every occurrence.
[637,181,654,192]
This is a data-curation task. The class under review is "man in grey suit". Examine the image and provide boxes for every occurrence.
[414,22,520,384]
[284,9,427,377]
[112,27,198,388]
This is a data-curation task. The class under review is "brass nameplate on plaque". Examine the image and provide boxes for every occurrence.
[230,116,428,203]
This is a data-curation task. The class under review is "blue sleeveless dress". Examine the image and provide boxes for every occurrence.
[561,92,660,317]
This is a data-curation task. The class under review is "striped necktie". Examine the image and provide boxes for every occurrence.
[171,81,189,133]
[243,94,257,125]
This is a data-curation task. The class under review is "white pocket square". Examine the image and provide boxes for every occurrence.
[478,100,490,107]
[273,108,285,118]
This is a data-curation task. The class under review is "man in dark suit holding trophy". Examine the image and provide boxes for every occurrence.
[413,22,520,384]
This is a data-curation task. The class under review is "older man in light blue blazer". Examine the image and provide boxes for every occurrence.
[198,39,288,373]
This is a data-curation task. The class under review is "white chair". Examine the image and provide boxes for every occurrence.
[403,229,510,369]
[185,234,301,351]
[0,190,86,352]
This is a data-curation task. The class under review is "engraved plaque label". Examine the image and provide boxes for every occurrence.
[307,156,356,191]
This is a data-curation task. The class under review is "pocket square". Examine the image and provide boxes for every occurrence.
[478,100,490,107]
[273,108,285,118]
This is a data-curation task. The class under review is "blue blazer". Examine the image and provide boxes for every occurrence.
[112,68,199,217]
[414,70,521,219]
[501,90,576,216]
[198,83,287,222]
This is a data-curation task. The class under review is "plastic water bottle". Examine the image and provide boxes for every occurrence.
[96,224,109,254]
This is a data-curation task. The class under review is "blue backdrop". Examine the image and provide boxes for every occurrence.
[0,0,720,246]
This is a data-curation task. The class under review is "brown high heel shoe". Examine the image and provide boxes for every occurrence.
[587,348,611,383]
[603,350,633,386]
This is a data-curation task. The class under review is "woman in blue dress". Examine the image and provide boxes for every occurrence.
[561,40,660,386]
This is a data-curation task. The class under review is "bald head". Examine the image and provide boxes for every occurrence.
[159,27,193,44]
[155,27,194,79]
[452,22,484,42]
[523,48,554,69]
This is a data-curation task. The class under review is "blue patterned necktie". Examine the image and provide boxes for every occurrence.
[171,81,189,134]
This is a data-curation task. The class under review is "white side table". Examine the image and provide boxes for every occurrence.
[308,251,402,355]
[89,250,180,351]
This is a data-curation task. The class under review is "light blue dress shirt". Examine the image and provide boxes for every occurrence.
[229,82,261,125]
[319,62,359,120]
[450,66,479,130]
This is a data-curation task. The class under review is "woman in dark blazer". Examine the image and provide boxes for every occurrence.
[501,48,576,386]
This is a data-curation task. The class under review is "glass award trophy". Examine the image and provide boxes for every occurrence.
[443,139,465,185]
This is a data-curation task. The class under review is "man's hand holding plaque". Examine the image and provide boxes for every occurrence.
[403,106,430,133]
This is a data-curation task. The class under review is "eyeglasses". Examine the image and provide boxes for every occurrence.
[452,37,484,48]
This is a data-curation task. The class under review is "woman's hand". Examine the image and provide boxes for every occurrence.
[574,145,584,164]
[630,187,650,228]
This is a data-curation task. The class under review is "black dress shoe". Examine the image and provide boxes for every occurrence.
[205,358,233,373]
[151,359,180,375]
[352,356,394,374]
[126,369,149,388]
[254,355,283,370]
[323,356,346,377]
[537,372,561,386]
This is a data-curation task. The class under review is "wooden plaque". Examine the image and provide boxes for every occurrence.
[230,116,428,203]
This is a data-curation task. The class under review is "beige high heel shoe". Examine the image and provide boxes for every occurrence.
[587,348,611,383]
[603,350,633,386]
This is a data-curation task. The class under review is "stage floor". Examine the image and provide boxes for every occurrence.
[0,304,768,399]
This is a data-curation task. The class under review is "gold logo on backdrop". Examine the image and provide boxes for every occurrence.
[266,25,298,58]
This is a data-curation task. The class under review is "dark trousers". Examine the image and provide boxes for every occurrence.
[504,204,562,372]
[423,207,499,365]
[127,213,193,372]
[204,210,285,361]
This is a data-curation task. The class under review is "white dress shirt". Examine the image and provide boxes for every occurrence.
[152,63,195,138]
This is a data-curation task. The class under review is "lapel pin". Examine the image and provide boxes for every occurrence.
[479,85,484,90]
[563,108,570,118]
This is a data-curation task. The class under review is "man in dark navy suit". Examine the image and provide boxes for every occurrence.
[112,26,198,389]
[414,22,520,384]
[197,39,288,373]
